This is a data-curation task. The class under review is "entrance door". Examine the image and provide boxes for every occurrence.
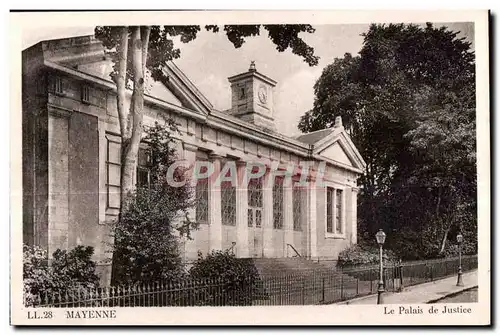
[248,177,263,257]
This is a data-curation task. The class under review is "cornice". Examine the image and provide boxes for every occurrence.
[47,103,71,118]
[183,142,198,152]
[312,153,364,174]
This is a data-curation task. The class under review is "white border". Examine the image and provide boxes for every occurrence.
[9,9,490,326]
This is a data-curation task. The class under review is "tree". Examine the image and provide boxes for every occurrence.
[95,25,319,282]
[299,23,476,259]
[94,25,319,208]
[110,121,195,285]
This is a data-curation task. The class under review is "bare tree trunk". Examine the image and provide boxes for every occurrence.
[111,26,151,285]
[120,26,146,203]
[434,187,442,237]
[439,228,449,254]
[115,27,129,138]
[140,26,151,75]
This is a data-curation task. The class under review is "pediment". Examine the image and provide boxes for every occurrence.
[147,79,183,106]
[160,62,213,116]
[314,130,366,172]
[319,142,354,167]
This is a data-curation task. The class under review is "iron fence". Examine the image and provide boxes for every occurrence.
[26,254,477,307]
[342,254,478,293]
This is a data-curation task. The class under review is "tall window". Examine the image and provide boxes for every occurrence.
[248,177,263,227]
[326,187,333,233]
[195,158,209,224]
[81,85,91,103]
[326,187,343,235]
[336,189,343,234]
[273,178,284,229]
[293,186,303,231]
[196,178,209,224]
[136,147,151,188]
[52,76,64,94]
[221,181,236,226]
[106,134,121,209]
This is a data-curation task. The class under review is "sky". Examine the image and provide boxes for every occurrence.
[22,22,474,137]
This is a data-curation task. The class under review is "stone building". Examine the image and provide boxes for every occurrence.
[22,35,366,284]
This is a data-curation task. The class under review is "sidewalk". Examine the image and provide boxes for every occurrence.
[339,270,478,305]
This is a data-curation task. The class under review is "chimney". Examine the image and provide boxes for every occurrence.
[334,116,343,128]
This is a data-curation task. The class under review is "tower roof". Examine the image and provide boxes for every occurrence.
[227,62,277,87]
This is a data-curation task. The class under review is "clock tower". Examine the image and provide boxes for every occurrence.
[228,61,277,131]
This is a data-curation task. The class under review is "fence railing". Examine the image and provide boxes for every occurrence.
[341,254,478,293]
[26,254,477,308]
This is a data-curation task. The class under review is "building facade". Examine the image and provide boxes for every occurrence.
[22,35,366,284]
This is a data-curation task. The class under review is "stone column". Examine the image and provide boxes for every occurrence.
[47,107,70,255]
[283,182,294,257]
[208,154,223,251]
[235,161,249,257]
[308,181,318,259]
[351,187,359,245]
[262,170,274,258]
[182,142,198,263]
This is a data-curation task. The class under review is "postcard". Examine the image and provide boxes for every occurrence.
[10,9,490,326]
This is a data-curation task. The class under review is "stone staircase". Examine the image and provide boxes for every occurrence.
[249,258,374,305]
[252,257,338,277]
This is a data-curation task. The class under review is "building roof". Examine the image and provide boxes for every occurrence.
[295,128,334,145]
[23,34,366,174]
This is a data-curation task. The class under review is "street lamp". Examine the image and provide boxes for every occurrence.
[456,233,464,286]
[375,229,386,304]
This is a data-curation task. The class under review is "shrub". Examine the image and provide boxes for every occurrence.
[111,186,189,285]
[188,250,262,306]
[443,241,477,258]
[23,244,100,306]
[110,121,197,285]
[337,244,398,268]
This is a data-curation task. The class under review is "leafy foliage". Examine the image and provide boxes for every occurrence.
[337,244,398,268]
[94,24,320,283]
[110,121,197,285]
[189,250,263,306]
[23,245,100,306]
[95,24,319,83]
[299,23,476,259]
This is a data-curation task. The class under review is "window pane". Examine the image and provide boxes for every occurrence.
[196,181,209,223]
[293,186,302,231]
[108,141,121,164]
[326,187,333,233]
[137,167,149,188]
[248,177,263,208]
[222,185,236,226]
[248,209,253,227]
[255,209,262,228]
[336,189,343,234]
[108,164,121,186]
[138,147,149,167]
[273,179,283,229]
[108,185,121,209]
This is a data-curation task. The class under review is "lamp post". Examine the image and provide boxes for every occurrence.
[456,233,464,286]
[375,229,386,304]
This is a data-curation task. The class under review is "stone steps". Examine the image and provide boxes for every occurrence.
[252,257,339,278]
[249,258,372,305]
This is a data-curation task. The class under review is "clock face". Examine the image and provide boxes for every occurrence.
[258,85,267,104]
